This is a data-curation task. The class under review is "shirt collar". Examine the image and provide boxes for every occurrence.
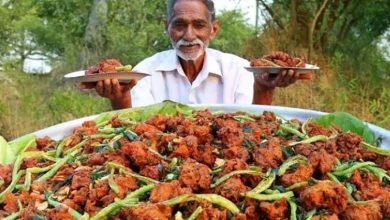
[155,49,223,77]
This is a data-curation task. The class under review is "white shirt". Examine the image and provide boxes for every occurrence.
[131,48,254,107]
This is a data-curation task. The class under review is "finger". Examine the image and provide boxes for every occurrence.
[285,69,298,85]
[255,73,274,88]
[111,79,120,96]
[96,80,104,96]
[298,72,314,80]
[277,70,293,87]
[104,79,112,96]
[79,82,96,89]
[120,79,137,93]
[272,70,286,86]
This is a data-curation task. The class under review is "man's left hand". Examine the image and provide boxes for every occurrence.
[254,69,299,89]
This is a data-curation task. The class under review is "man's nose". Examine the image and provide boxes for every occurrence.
[183,26,196,42]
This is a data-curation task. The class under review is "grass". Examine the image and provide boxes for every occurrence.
[0,70,110,140]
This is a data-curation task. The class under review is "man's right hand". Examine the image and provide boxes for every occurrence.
[80,78,137,109]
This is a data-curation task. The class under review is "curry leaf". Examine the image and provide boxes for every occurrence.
[314,112,377,145]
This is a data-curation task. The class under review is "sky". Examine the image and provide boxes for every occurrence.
[214,0,257,25]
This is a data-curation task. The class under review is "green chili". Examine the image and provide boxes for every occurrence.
[0,170,26,202]
[361,141,390,156]
[107,162,159,184]
[188,206,203,220]
[233,114,255,123]
[289,135,329,146]
[332,161,376,176]
[326,173,340,183]
[90,184,155,220]
[89,133,117,139]
[64,140,87,155]
[108,134,124,151]
[305,209,317,220]
[55,138,67,158]
[244,191,294,201]
[277,155,308,176]
[250,170,275,194]
[174,211,184,220]
[108,169,120,194]
[35,149,80,183]
[278,124,307,139]
[285,181,308,191]
[360,166,390,182]
[163,194,240,214]
[288,199,297,220]
[46,192,88,220]
[211,169,263,188]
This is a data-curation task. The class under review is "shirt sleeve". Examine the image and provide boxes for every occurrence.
[130,76,155,107]
[130,60,155,107]
[234,59,254,104]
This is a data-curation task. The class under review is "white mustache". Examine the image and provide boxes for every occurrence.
[176,38,204,47]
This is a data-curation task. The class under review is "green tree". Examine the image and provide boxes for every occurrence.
[211,10,254,56]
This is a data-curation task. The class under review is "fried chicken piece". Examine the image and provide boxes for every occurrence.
[311,213,339,220]
[98,59,122,72]
[309,149,337,175]
[341,202,382,220]
[216,177,248,202]
[195,202,228,220]
[300,181,348,214]
[121,141,160,167]
[280,164,313,187]
[149,180,191,203]
[259,198,288,220]
[252,138,283,171]
[128,203,172,220]
[179,158,211,191]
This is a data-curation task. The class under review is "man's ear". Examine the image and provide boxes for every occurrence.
[210,20,220,40]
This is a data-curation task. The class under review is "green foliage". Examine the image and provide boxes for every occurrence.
[210,10,253,56]
[48,89,110,122]
[314,112,376,145]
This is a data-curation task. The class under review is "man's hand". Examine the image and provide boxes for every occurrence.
[253,70,299,105]
[80,79,137,109]
[255,69,299,88]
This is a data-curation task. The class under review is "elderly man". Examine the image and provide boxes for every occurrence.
[85,0,299,109]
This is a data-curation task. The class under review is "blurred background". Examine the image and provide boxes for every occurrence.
[0,0,389,140]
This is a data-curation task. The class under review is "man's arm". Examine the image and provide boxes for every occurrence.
[110,95,132,109]
[252,70,299,105]
[253,84,274,105]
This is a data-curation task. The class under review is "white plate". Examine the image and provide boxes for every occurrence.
[64,70,148,83]
[31,104,390,149]
[245,64,320,74]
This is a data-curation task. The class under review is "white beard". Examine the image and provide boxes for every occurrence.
[171,38,209,61]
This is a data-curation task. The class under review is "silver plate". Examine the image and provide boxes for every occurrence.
[31,104,390,149]
[245,64,320,74]
[64,70,148,83]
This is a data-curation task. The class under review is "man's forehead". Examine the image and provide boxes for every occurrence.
[170,0,210,22]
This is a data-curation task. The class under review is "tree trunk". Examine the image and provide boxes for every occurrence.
[289,0,297,48]
[80,0,108,68]
[308,0,329,61]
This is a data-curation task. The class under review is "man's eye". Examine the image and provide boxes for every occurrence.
[194,24,205,29]
[194,22,207,29]
[173,22,185,28]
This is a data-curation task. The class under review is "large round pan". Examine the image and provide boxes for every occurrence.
[32,104,390,149]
